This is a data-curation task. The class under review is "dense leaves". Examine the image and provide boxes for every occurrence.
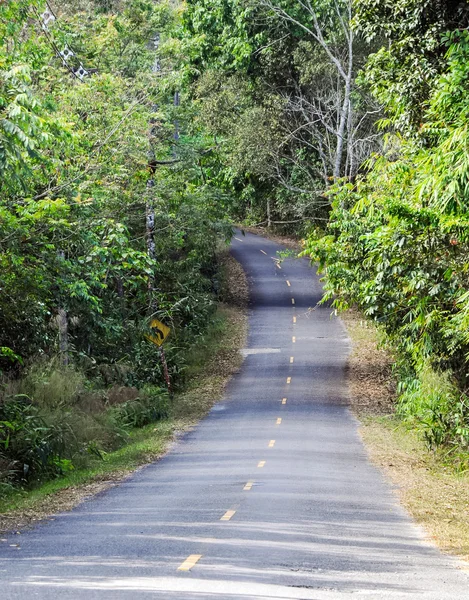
[179,0,380,231]
[0,0,234,487]
[5,0,469,475]
[0,0,230,378]
[305,23,469,450]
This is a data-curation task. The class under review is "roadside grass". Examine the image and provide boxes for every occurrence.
[0,252,248,533]
[342,309,469,562]
[360,417,469,561]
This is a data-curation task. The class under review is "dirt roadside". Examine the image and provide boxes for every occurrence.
[343,309,469,563]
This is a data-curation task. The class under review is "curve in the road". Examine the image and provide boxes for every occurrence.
[0,230,468,599]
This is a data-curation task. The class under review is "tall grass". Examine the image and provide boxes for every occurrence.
[0,362,168,495]
[397,364,469,451]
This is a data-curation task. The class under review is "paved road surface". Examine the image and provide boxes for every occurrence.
[1,231,468,599]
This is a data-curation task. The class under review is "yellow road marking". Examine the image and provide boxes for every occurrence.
[268,440,276,448]
[282,398,287,404]
[260,249,267,255]
[276,418,282,425]
[257,460,266,468]
[292,336,296,343]
[276,263,281,270]
[178,555,202,571]
[220,510,236,521]
[293,316,296,323]
[291,298,295,305]
[243,481,253,491]
[290,356,294,363]
[287,376,291,384]
[286,280,291,287]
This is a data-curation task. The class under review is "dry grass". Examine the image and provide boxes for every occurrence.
[360,419,469,561]
[342,308,469,562]
[341,310,396,415]
[0,476,126,537]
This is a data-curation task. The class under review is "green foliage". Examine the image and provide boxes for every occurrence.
[0,0,239,493]
[397,366,469,452]
[179,0,378,230]
[181,0,263,73]
[353,0,469,132]
[0,363,169,487]
[305,28,469,449]
[110,386,169,429]
[0,0,232,383]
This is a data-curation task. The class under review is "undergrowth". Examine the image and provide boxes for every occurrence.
[396,364,469,460]
[0,249,244,502]
[0,301,245,519]
[0,362,169,495]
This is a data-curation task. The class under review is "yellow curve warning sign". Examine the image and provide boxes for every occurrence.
[146,318,171,346]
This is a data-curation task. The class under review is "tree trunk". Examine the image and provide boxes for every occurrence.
[333,27,353,180]
[57,308,69,366]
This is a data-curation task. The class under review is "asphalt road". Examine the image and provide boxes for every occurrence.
[1,230,468,599]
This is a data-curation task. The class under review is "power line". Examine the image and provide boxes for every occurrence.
[33,1,90,82]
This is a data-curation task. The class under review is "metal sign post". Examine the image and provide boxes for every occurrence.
[145,318,172,398]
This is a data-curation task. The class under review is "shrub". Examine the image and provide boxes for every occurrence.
[0,394,73,481]
[397,365,469,450]
[0,364,169,488]
[110,386,169,429]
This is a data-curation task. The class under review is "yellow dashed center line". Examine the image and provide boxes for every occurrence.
[290,356,294,363]
[282,398,287,404]
[260,249,267,255]
[276,263,282,270]
[220,510,236,521]
[287,376,291,384]
[178,555,202,571]
[276,418,282,425]
[292,298,295,305]
[243,481,253,491]
[293,316,296,323]
[268,440,276,448]
[257,460,266,468]
[292,336,296,343]
[286,280,291,287]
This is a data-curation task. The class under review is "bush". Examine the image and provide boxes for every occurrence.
[0,394,73,481]
[110,386,169,429]
[0,364,169,488]
[397,365,469,450]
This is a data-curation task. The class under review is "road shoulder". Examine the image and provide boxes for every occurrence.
[0,250,248,535]
[342,309,469,563]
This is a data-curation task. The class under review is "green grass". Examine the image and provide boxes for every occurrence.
[0,302,247,525]
[0,420,175,514]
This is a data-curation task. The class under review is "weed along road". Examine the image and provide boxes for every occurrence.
[1,231,469,599]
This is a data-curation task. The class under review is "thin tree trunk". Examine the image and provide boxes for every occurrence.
[57,308,69,366]
[333,42,353,178]
[333,3,354,180]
